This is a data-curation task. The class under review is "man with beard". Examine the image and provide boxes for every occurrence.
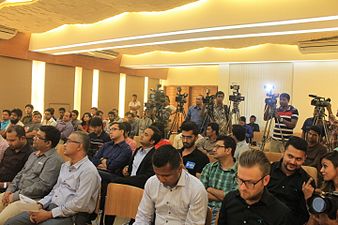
[218,150,291,225]
[179,121,209,178]
[268,136,315,225]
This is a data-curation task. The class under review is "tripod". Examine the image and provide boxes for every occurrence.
[200,104,214,134]
[312,106,333,151]
[168,104,186,138]
[226,101,241,134]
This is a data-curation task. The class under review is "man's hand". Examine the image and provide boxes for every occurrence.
[302,177,314,201]
[30,210,53,224]
[2,191,11,206]
[122,166,129,177]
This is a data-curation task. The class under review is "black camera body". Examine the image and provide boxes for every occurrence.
[309,94,331,108]
[308,191,338,220]
[229,85,245,102]
[175,87,188,105]
[265,93,279,107]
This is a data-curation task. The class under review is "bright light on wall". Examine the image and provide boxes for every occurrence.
[31,60,45,113]
[118,73,126,118]
[144,77,149,105]
[92,69,99,108]
[74,67,83,115]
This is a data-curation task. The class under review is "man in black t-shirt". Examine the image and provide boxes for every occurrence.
[88,117,110,159]
[179,121,209,177]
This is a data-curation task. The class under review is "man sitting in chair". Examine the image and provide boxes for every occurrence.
[134,145,208,225]
[5,131,101,225]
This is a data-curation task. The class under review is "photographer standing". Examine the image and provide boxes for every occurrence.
[264,93,299,152]
[307,151,338,225]
[185,95,204,133]
[213,91,229,136]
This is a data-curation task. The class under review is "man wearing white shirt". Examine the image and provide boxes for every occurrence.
[134,144,208,225]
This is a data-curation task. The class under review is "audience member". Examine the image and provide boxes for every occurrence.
[123,122,137,153]
[151,122,170,149]
[55,111,74,142]
[9,108,24,127]
[301,108,318,139]
[196,122,218,155]
[232,124,250,160]
[125,112,139,138]
[247,115,260,132]
[90,107,98,117]
[0,126,63,224]
[138,109,153,136]
[25,111,42,145]
[239,116,253,143]
[179,121,209,177]
[267,136,315,225]
[0,126,33,191]
[128,94,141,117]
[185,95,204,132]
[105,109,122,132]
[21,104,33,126]
[78,112,91,133]
[134,145,208,225]
[70,109,81,130]
[0,135,8,161]
[200,135,237,224]
[5,131,101,225]
[88,117,110,159]
[57,107,65,121]
[173,132,203,150]
[213,91,229,135]
[264,93,299,152]
[218,150,291,225]
[0,110,10,131]
[41,108,57,127]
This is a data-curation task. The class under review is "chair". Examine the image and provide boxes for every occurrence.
[252,131,263,144]
[104,183,144,219]
[302,165,318,186]
[205,207,212,225]
[264,152,282,163]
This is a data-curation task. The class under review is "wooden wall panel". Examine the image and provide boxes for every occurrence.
[80,69,93,115]
[125,75,145,116]
[165,86,190,114]
[190,86,218,105]
[44,64,75,118]
[0,56,32,110]
[98,71,119,116]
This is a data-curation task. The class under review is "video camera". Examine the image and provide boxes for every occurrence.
[175,86,188,105]
[145,84,166,110]
[308,191,338,220]
[264,84,279,107]
[229,85,245,102]
[202,89,215,105]
[309,94,331,108]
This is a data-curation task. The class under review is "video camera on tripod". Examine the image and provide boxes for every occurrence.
[175,86,188,109]
[309,94,331,108]
[308,191,338,220]
[144,84,166,110]
[264,85,279,107]
[202,89,215,105]
[229,85,245,102]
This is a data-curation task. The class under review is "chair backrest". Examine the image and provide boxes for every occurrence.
[301,165,318,186]
[264,152,282,163]
[205,207,212,225]
[104,183,144,219]
[252,131,263,144]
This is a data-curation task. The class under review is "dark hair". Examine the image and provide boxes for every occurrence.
[7,125,26,138]
[216,91,225,97]
[50,108,55,115]
[112,122,127,136]
[320,151,338,192]
[125,111,135,117]
[11,108,23,118]
[207,122,219,135]
[108,111,114,115]
[232,124,246,142]
[32,111,42,117]
[151,122,165,138]
[132,94,137,97]
[25,104,34,109]
[81,112,92,125]
[239,116,246,123]
[216,135,236,157]
[122,122,131,136]
[89,117,103,127]
[250,115,256,119]
[152,145,181,169]
[39,125,61,148]
[309,125,322,137]
[96,110,103,116]
[285,136,308,153]
[71,110,79,117]
[73,131,90,155]
[148,125,162,145]
[2,109,10,115]
[280,93,290,101]
[239,150,271,176]
[59,107,66,112]
[45,108,54,115]
[180,121,198,136]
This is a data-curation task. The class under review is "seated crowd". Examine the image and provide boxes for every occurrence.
[0,92,337,225]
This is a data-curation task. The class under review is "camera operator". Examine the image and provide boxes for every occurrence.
[326,104,338,149]
[213,91,229,135]
[264,93,299,152]
[185,95,204,132]
[307,151,338,225]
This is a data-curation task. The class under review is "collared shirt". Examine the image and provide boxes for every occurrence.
[272,105,299,141]
[0,120,10,131]
[134,169,208,225]
[88,131,111,158]
[213,104,229,135]
[21,115,32,126]
[200,161,237,209]
[92,140,132,173]
[56,120,74,141]
[234,140,250,160]
[0,142,33,182]
[267,160,316,225]
[138,117,153,136]
[129,100,141,116]
[179,148,210,177]
[7,148,63,201]
[218,189,292,225]
[196,137,217,154]
[248,122,260,132]
[131,146,153,176]
[185,105,203,130]
[41,118,57,127]
[39,156,101,218]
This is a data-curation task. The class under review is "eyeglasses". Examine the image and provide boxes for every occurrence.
[66,139,81,144]
[235,176,265,189]
[214,145,225,150]
[110,127,120,131]
[181,135,194,140]
[34,136,47,141]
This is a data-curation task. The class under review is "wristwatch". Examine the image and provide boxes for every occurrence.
[280,118,284,123]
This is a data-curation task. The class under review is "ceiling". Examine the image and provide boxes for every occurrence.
[1,0,338,68]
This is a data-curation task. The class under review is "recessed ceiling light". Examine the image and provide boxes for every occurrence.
[4,0,34,3]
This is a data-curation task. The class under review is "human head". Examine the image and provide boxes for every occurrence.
[90,107,98,116]
[140,126,162,148]
[206,122,219,138]
[62,111,71,122]
[132,94,137,101]
[95,110,103,118]
[89,117,103,135]
[195,95,203,106]
[239,116,246,126]
[232,124,246,142]
[44,108,54,121]
[2,109,10,121]
[237,150,271,204]
[181,121,198,149]
[71,110,79,121]
[215,91,225,104]
[81,112,92,123]
[212,135,236,160]
[306,125,322,146]
[24,104,34,115]
[33,126,61,151]
[10,108,23,124]
[151,122,165,139]
[6,125,26,150]
[122,121,131,138]
[109,122,127,141]
[282,136,307,174]
[32,111,42,123]
[108,111,116,121]
[279,93,290,107]
[58,107,66,118]
[125,112,136,123]
[249,115,256,123]
[320,151,338,187]
[152,144,183,187]
[64,131,90,158]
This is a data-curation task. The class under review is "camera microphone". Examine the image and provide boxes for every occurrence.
[309,94,317,98]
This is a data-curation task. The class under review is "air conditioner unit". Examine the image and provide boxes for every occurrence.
[0,25,17,40]
[298,37,338,54]
[81,50,119,60]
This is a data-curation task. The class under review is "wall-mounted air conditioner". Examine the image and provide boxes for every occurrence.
[0,25,17,40]
[298,37,338,54]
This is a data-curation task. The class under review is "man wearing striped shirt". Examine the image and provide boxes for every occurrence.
[265,93,299,152]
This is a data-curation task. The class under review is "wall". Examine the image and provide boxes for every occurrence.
[98,71,120,115]
[125,75,145,115]
[80,69,93,115]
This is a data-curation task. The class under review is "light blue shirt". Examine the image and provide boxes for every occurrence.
[0,120,10,130]
[131,147,153,176]
[39,156,101,218]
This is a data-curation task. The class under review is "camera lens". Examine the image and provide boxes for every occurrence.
[312,197,327,213]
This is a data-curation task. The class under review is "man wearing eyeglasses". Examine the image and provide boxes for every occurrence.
[200,136,237,224]
[0,126,63,225]
[218,150,291,225]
